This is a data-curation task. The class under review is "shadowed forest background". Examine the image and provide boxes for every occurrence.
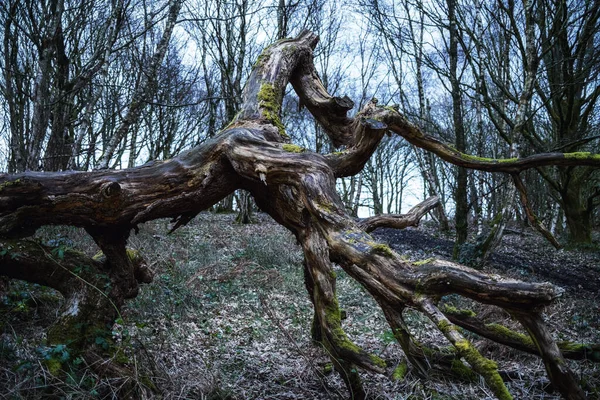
[0,0,599,398]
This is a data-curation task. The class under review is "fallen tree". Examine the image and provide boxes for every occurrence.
[1,31,599,400]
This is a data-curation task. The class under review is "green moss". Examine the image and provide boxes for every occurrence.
[325,297,361,353]
[486,323,535,347]
[440,304,476,318]
[252,42,280,68]
[559,342,588,352]
[125,248,143,265]
[413,257,435,266]
[318,201,335,213]
[323,362,334,374]
[252,42,279,68]
[257,83,288,138]
[44,358,62,376]
[323,295,386,369]
[370,243,394,257]
[0,178,21,192]
[417,343,456,359]
[323,296,341,329]
[558,342,600,361]
[451,359,477,381]
[329,326,362,353]
[370,354,387,369]
[564,151,600,160]
[253,52,268,68]
[461,154,519,164]
[437,319,457,333]
[282,144,305,153]
[454,339,512,400]
[258,82,277,103]
[93,248,142,265]
[392,359,408,381]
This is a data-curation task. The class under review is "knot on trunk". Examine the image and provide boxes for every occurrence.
[101,181,121,198]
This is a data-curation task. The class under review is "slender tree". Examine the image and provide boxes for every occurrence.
[97,0,183,169]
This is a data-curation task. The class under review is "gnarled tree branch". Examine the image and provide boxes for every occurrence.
[0,30,595,399]
[358,195,439,232]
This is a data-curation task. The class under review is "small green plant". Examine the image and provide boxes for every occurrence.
[0,244,20,259]
[381,330,397,345]
[37,343,71,375]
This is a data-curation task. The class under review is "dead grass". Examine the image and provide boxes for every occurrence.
[0,212,598,399]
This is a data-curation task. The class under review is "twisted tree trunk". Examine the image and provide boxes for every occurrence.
[1,31,598,399]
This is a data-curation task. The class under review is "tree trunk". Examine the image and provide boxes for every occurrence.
[447,0,469,257]
[0,31,595,400]
[470,183,515,268]
[235,190,253,223]
[563,201,592,244]
[0,239,151,349]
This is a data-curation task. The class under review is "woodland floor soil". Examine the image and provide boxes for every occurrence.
[373,224,600,293]
[1,212,599,399]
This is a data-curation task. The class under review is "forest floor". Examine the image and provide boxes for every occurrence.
[0,212,599,399]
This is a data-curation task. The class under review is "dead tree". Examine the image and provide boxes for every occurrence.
[1,31,599,400]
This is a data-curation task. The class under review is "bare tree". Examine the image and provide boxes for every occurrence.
[0,0,128,172]
[444,0,470,257]
[458,0,600,245]
[138,42,207,166]
[0,0,190,173]
[360,0,452,230]
[186,0,263,219]
[1,32,598,400]
[97,0,183,169]
[533,0,600,244]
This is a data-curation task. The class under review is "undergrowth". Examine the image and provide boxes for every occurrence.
[0,212,598,399]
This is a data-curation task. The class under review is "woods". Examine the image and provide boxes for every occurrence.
[1,0,600,399]
[1,28,600,399]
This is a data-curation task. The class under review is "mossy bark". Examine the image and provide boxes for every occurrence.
[0,239,150,354]
[563,199,592,245]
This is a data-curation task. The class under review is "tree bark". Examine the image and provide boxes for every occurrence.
[0,239,151,349]
[447,0,469,259]
[0,31,596,399]
[358,196,439,232]
[561,183,593,245]
[512,174,562,249]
